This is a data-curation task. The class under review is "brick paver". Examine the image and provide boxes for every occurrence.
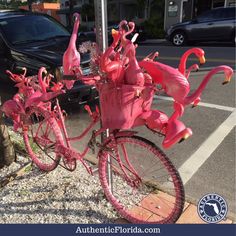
[115,192,233,224]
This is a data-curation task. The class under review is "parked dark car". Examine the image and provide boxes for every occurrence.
[166,7,236,46]
[0,10,98,105]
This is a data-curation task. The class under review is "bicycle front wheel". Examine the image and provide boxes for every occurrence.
[23,108,64,172]
[98,136,184,224]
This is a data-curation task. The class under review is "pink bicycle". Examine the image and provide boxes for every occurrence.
[2,13,233,224]
[1,67,185,224]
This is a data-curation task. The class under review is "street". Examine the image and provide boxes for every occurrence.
[136,42,236,218]
[0,42,235,219]
[137,41,235,70]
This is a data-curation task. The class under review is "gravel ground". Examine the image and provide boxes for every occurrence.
[0,154,119,224]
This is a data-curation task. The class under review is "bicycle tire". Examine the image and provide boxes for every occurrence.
[98,135,184,224]
[23,108,64,171]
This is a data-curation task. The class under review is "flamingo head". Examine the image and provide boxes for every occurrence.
[128,22,135,32]
[195,48,206,65]
[21,67,27,77]
[111,29,120,42]
[119,20,128,33]
[73,13,80,22]
[119,20,129,45]
[222,66,233,85]
[38,67,47,78]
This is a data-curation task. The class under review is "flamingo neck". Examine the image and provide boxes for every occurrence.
[69,19,80,49]
[184,66,227,105]
[178,50,194,75]
[121,24,134,47]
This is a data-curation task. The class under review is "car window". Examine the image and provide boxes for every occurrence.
[212,8,235,20]
[211,9,224,19]
[222,8,236,19]
[196,10,215,22]
[197,8,236,22]
[0,15,70,45]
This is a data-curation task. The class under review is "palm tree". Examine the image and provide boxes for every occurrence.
[0,101,15,169]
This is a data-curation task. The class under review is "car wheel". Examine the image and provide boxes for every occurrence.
[171,31,186,46]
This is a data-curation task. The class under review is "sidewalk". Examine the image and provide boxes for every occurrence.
[142,39,167,44]
[140,38,168,45]
[115,192,233,224]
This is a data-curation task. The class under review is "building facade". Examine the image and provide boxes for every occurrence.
[57,0,153,29]
[164,0,236,30]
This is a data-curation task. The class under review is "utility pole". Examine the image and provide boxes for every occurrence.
[94,0,113,190]
[94,0,108,52]
[68,0,74,29]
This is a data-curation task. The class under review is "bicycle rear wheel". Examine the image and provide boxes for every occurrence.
[98,135,184,224]
[23,108,64,171]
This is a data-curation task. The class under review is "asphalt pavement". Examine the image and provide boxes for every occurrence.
[137,39,235,70]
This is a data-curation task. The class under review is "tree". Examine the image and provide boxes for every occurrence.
[141,0,165,38]
[0,118,15,168]
[81,2,95,23]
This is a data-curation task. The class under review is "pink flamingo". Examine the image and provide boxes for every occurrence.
[138,61,233,147]
[99,28,125,84]
[139,61,232,106]
[63,13,82,76]
[142,48,205,79]
[182,65,233,106]
[120,21,145,87]
[100,29,121,73]
[141,48,205,105]
[185,64,199,79]
[178,48,205,77]
[162,65,233,148]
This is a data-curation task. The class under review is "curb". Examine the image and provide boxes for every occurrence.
[142,39,167,43]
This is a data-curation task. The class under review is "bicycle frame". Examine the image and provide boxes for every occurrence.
[46,97,139,175]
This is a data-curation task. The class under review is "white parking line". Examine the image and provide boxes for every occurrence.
[154,95,235,112]
[178,110,236,185]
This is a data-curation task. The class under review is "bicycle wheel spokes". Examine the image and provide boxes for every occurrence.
[99,136,184,224]
[23,109,62,171]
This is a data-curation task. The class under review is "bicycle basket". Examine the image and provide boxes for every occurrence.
[97,83,154,129]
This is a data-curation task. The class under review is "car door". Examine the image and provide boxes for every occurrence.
[200,8,235,41]
[188,9,222,41]
[216,8,236,41]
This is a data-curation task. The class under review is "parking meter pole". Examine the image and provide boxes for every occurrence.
[94,0,113,192]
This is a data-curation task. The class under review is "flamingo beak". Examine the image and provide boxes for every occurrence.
[183,133,190,140]
[111,29,119,36]
[199,55,206,65]
[222,75,232,85]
